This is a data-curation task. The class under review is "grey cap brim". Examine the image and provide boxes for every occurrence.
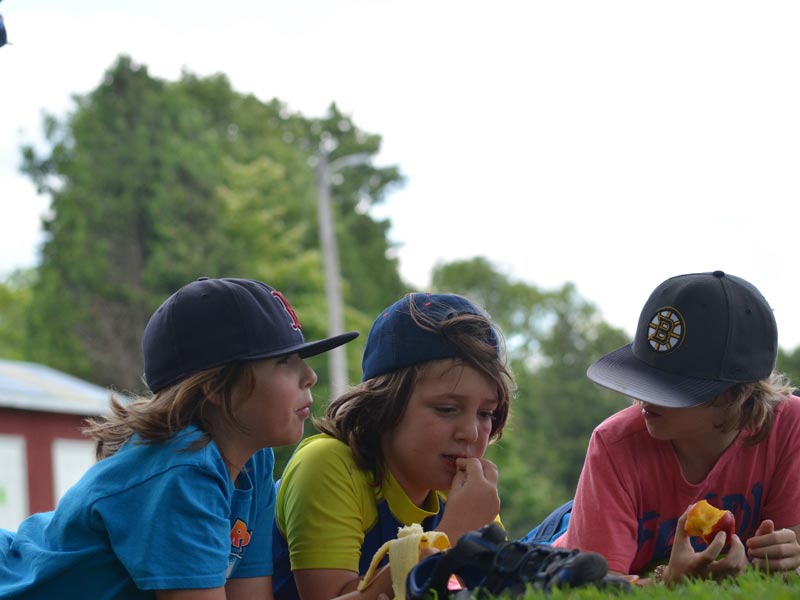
[587,343,734,408]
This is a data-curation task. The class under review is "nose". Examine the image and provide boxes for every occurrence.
[303,363,318,389]
[454,414,480,443]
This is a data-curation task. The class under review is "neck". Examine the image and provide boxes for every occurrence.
[672,429,740,484]
[205,414,251,486]
[219,451,245,485]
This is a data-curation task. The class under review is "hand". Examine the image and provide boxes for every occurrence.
[665,506,748,583]
[746,520,800,572]
[437,457,500,541]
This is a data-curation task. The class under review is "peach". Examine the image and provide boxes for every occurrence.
[684,499,736,545]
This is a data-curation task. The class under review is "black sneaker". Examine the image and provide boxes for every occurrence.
[407,523,631,599]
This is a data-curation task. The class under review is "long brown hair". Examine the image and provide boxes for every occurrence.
[84,363,256,460]
[315,306,515,486]
[711,370,795,444]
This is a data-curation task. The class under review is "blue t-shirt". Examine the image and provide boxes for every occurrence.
[0,426,275,599]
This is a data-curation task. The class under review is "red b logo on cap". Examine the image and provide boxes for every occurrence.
[272,291,302,331]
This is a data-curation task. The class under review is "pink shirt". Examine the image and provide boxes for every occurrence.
[554,396,800,575]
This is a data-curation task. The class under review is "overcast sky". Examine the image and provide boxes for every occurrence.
[2,1,799,349]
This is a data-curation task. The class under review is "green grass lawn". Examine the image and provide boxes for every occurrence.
[517,569,800,600]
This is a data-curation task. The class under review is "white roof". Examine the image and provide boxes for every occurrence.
[0,359,118,415]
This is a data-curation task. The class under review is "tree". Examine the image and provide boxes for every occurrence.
[430,257,628,537]
[0,269,35,360]
[19,56,405,394]
[777,347,800,392]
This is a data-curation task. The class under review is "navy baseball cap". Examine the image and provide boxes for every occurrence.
[587,271,778,408]
[143,277,359,393]
[361,292,500,381]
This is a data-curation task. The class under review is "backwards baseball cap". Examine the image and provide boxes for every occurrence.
[143,277,359,393]
[587,271,778,408]
[361,292,500,381]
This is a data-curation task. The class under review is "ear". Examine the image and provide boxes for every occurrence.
[202,381,223,406]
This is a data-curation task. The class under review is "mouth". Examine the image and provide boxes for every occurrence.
[442,454,467,469]
[641,404,661,418]
[296,402,312,418]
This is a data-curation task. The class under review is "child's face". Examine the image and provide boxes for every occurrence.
[381,359,498,505]
[232,353,318,449]
[639,394,732,443]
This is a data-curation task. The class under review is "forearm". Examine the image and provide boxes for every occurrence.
[295,566,392,600]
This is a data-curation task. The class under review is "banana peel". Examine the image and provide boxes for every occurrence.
[358,523,450,600]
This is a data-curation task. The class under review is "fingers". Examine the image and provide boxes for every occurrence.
[747,527,800,572]
[478,458,499,485]
[671,507,695,553]
[704,530,728,558]
[748,522,789,551]
[674,510,690,545]
[453,457,499,486]
[747,526,791,556]
[418,546,441,561]
[707,535,748,578]
[724,534,749,575]
[754,519,776,538]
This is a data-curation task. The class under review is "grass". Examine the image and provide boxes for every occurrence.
[513,568,800,600]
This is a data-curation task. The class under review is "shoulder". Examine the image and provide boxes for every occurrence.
[591,403,647,448]
[81,426,229,501]
[775,394,800,416]
[276,435,376,532]
[290,434,358,468]
[280,434,369,493]
[769,394,800,433]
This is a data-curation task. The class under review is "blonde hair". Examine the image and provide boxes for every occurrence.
[85,363,256,460]
[711,371,795,444]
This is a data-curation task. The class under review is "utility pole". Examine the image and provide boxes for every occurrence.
[315,150,370,397]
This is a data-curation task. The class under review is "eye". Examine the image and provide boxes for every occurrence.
[479,409,496,420]
[433,405,457,415]
[277,354,292,365]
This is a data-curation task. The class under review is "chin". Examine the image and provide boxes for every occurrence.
[269,430,304,448]
[644,423,669,440]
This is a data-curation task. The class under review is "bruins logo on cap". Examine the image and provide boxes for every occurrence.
[647,307,684,352]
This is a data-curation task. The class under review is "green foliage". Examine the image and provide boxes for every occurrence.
[432,257,629,538]
[19,56,404,393]
[777,347,800,391]
[0,269,35,360]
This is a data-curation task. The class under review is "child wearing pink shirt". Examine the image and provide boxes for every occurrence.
[554,271,800,585]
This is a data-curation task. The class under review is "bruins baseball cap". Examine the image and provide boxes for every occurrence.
[587,271,778,407]
[361,292,500,381]
[143,277,359,393]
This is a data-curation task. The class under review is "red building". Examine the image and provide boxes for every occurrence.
[0,358,116,530]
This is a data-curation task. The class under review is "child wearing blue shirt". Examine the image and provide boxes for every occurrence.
[0,277,357,599]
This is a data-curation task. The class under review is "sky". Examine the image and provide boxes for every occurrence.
[2,1,800,349]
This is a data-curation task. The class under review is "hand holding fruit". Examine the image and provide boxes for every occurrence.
[661,503,747,584]
[684,500,736,546]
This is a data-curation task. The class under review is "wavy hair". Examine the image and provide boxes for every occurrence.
[711,370,795,444]
[84,363,255,460]
[315,301,515,486]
